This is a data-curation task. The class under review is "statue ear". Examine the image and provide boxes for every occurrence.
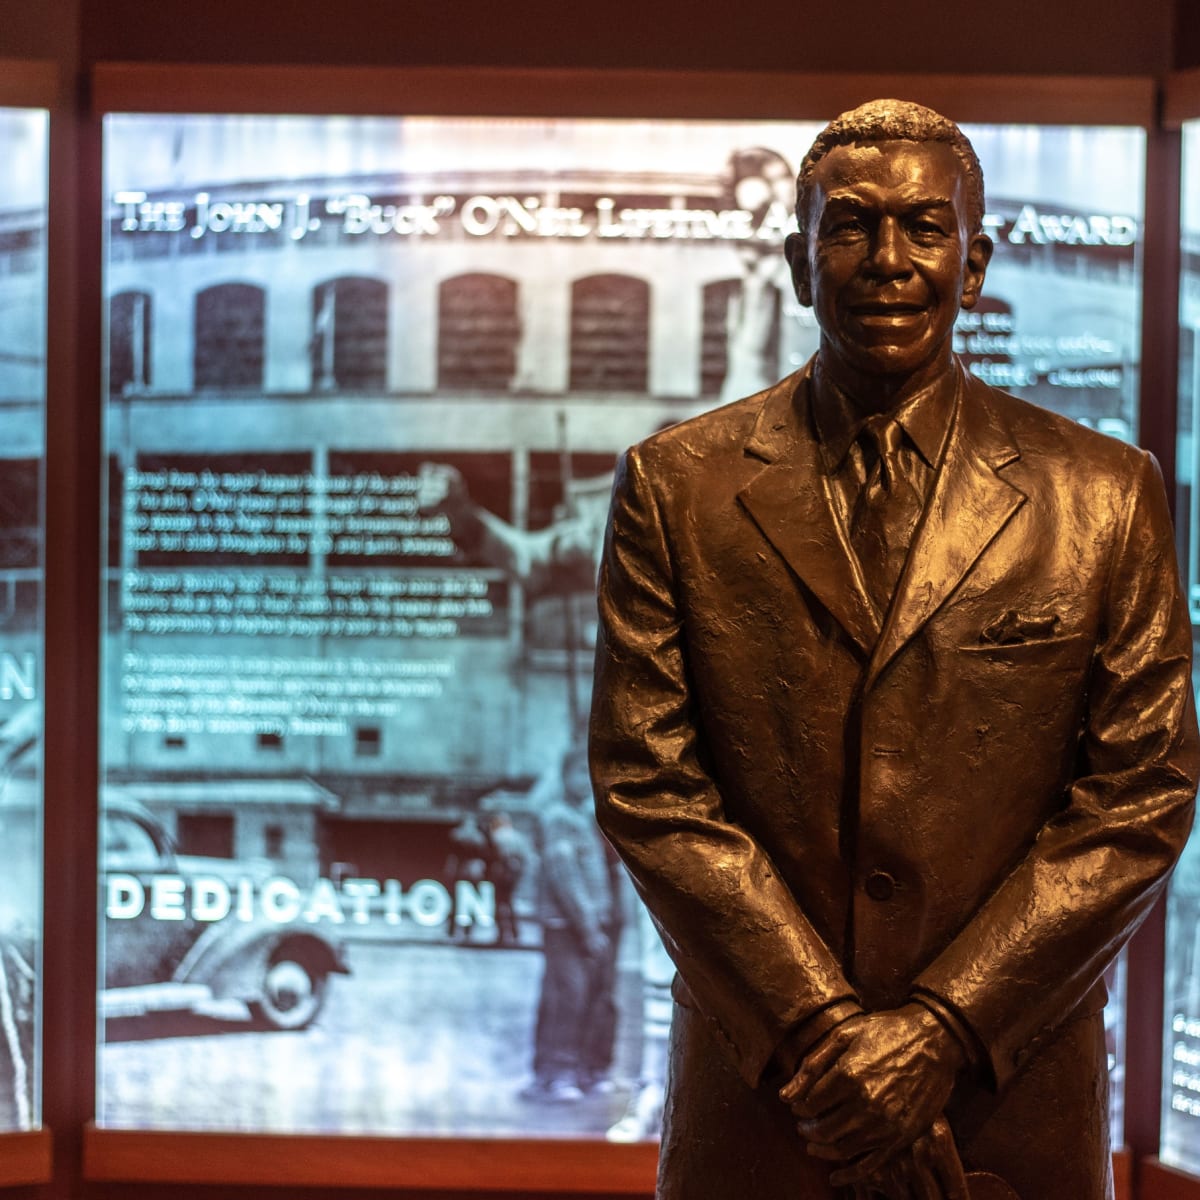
[784,232,812,308]
[959,232,994,311]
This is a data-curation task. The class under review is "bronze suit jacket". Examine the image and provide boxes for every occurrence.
[591,363,1200,1199]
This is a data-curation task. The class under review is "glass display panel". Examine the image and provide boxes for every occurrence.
[1163,117,1200,1174]
[0,106,47,1132]
[99,113,1144,1137]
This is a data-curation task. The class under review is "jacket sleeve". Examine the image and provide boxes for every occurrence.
[590,445,858,1087]
[914,449,1200,1088]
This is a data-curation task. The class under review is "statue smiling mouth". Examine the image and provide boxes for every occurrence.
[849,301,928,330]
[851,302,925,315]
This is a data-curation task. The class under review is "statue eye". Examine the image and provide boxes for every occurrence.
[825,216,866,238]
[910,217,948,240]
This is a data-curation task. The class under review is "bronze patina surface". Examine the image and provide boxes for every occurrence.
[590,100,1200,1199]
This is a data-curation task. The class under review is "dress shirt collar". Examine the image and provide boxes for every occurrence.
[810,355,961,475]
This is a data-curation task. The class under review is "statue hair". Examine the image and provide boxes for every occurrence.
[794,99,985,241]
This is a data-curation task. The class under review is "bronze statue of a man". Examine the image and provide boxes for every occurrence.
[590,100,1200,1199]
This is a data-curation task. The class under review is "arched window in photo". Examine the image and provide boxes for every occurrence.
[311,276,388,391]
[194,282,265,390]
[109,290,152,396]
[700,276,781,398]
[569,274,649,394]
[438,273,519,391]
[0,457,40,576]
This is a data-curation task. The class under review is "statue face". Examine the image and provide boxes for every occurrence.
[787,139,992,387]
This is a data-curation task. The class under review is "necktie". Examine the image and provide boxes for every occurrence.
[850,416,924,618]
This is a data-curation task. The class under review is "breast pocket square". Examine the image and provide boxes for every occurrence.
[980,609,1060,645]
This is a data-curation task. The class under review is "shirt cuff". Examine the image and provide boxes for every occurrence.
[910,988,986,1078]
[772,999,864,1080]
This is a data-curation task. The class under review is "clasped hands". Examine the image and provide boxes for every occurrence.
[779,1004,968,1199]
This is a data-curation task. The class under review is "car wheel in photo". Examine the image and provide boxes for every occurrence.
[251,950,327,1031]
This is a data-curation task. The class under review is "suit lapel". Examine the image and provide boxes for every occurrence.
[737,371,880,657]
[865,372,1027,688]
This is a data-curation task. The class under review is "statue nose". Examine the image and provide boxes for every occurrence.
[866,219,911,277]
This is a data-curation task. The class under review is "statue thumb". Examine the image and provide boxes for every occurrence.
[964,1172,1022,1200]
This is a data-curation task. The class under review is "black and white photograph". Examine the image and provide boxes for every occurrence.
[1165,828,1200,1172]
[0,104,47,1134]
[1161,116,1200,1174]
[97,112,1146,1139]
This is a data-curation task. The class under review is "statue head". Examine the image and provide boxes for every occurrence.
[784,99,993,396]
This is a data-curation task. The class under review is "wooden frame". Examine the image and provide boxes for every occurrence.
[1165,69,1200,129]
[0,61,56,1194]
[1139,73,1200,1200]
[92,63,1156,126]
[1141,1157,1200,1199]
[0,1130,52,1186]
[81,62,1162,1193]
[81,1130,1128,1195]
[0,60,57,111]
[84,1128,656,1190]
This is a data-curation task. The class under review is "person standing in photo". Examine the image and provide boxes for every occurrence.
[523,743,618,1102]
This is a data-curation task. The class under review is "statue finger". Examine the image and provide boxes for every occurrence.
[906,1150,946,1200]
[796,1110,863,1154]
[798,1097,892,1156]
[793,1042,890,1120]
[872,1162,909,1200]
[827,1141,907,1187]
[779,1026,855,1107]
[788,1070,850,1119]
[786,1057,875,1121]
[804,1138,853,1162]
[804,1123,894,1168]
[925,1118,969,1200]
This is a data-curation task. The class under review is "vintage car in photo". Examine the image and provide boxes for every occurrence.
[102,793,350,1031]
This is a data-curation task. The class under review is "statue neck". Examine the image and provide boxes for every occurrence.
[815,343,956,419]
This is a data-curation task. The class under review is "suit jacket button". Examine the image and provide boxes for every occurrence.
[865,871,895,901]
